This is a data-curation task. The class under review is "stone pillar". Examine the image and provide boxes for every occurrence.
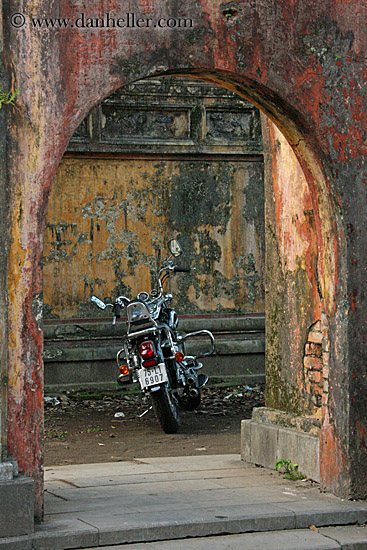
[241,114,324,481]
[0,0,7,468]
[0,2,35,542]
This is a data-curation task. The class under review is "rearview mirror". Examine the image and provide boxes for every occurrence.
[168,239,183,257]
[91,296,106,310]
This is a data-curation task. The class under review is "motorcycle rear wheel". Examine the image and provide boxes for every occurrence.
[150,385,181,434]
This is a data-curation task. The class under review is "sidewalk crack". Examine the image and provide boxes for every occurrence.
[317,531,342,548]
[44,489,68,501]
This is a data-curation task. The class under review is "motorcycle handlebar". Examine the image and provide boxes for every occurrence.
[116,295,130,306]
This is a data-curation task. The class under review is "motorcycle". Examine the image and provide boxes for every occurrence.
[90,239,215,433]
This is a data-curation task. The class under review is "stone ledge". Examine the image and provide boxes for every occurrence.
[43,316,266,391]
[43,338,265,362]
[0,463,13,482]
[241,414,320,482]
[0,535,32,550]
[43,315,266,340]
[44,348,265,392]
[0,476,34,538]
[252,407,321,437]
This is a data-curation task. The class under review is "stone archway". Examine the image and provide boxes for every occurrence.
[2,1,366,521]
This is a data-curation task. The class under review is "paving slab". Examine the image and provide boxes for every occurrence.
[74,503,296,546]
[280,500,367,528]
[32,517,98,550]
[320,524,367,549]
[136,454,243,469]
[82,529,340,550]
[45,460,165,486]
[32,455,367,550]
[45,467,247,489]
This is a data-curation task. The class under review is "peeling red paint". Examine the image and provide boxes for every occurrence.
[320,410,348,495]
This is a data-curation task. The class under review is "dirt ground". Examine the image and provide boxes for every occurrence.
[44,384,265,467]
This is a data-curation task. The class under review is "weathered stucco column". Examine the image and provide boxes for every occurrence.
[0,0,17,482]
[241,114,330,481]
[0,2,35,542]
[0,0,7,470]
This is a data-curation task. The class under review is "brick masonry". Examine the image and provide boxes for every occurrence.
[303,318,329,411]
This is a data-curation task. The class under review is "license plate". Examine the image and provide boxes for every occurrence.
[138,363,168,390]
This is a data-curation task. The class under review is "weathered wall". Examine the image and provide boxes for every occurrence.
[263,116,322,417]
[45,157,264,317]
[43,79,264,318]
[3,0,367,519]
[0,0,7,461]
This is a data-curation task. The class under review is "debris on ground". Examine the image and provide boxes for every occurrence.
[45,384,264,419]
[44,383,265,466]
[44,396,60,407]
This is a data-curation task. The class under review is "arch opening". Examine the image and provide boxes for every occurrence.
[41,72,341,496]
[43,74,268,468]
[6,68,345,522]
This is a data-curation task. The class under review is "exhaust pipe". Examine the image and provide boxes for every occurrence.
[189,388,199,398]
[187,377,196,386]
[117,373,130,386]
[117,374,125,386]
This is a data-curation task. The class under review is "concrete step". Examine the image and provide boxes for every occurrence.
[43,314,265,341]
[29,510,367,550]
[43,337,265,362]
[43,315,266,391]
[5,526,367,550]
[26,455,367,549]
[79,526,367,549]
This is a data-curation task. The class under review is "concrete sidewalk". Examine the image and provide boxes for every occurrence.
[82,527,367,549]
[7,455,367,549]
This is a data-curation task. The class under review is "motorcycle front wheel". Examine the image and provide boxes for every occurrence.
[150,384,181,434]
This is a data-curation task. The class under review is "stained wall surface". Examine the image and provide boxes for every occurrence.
[262,115,322,417]
[43,79,265,318]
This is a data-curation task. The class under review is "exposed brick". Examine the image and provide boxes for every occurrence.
[308,370,322,384]
[304,356,323,371]
[305,342,322,357]
[307,331,323,344]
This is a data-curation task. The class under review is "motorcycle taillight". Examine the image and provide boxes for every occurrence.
[139,340,156,360]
